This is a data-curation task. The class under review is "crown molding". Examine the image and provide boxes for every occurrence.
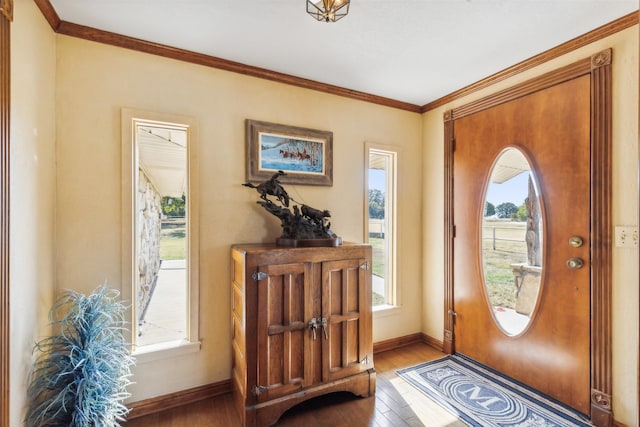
[421,11,638,113]
[33,0,421,113]
[32,1,637,114]
[34,0,59,29]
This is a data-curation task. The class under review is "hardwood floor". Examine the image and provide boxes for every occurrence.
[124,343,467,427]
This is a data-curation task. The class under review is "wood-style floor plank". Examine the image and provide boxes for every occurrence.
[125,343,466,427]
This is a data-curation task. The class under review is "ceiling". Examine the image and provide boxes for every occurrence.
[490,148,530,184]
[48,0,637,107]
[137,125,187,198]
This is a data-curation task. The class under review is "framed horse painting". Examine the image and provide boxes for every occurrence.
[245,119,333,186]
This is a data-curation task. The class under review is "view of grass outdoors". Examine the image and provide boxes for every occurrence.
[482,164,542,315]
[369,237,386,305]
[482,220,528,310]
[160,196,186,259]
[160,219,186,260]
[368,149,395,307]
[481,148,543,336]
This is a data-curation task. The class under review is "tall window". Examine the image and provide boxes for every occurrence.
[121,109,199,354]
[366,145,397,308]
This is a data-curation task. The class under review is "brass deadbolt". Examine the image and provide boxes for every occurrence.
[568,236,584,248]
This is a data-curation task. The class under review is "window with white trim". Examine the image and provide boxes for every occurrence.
[121,109,200,354]
[366,145,397,308]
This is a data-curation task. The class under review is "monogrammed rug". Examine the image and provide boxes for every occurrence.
[397,355,593,427]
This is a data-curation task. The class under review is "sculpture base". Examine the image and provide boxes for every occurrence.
[276,237,342,247]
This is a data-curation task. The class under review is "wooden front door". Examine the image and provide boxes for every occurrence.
[452,74,591,414]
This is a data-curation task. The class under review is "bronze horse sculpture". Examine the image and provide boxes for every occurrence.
[243,170,339,244]
[243,170,290,207]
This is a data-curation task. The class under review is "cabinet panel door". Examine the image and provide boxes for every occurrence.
[256,262,312,401]
[322,258,372,382]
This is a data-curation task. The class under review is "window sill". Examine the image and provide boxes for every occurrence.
[373,304,402,318]
[132,339,201,364]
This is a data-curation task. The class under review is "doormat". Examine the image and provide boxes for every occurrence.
[396,355,593,427]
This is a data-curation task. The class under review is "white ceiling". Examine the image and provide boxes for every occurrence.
[49,0,637,106]
[138,125,187,198]
[490,148,531,184]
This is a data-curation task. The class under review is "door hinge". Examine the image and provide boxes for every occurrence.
[452,137,456,151]
[360,354,370,365]
[252,271,268,281]
[360,262,370,270]
[452,225,456,238]
[252,385,268,396]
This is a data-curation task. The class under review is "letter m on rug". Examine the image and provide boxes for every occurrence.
[456,385,507,411]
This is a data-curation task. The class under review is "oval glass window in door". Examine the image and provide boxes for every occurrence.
[481,147,543,336]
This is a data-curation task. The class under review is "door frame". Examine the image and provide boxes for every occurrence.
[1,2,12,426]
[443,50,613,426]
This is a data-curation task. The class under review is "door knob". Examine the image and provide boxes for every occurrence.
[566,257,584,269]
[568,236,584,248]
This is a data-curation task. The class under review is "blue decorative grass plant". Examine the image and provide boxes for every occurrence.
[26,285,135,427]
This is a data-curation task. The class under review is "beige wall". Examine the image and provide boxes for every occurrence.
[421,27,639,426]
[54,36,424,400]
[9,0,57,425]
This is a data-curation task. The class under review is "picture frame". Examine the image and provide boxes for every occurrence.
[245,119,333,186]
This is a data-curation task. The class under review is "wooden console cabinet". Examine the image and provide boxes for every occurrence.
[231,243,375,426]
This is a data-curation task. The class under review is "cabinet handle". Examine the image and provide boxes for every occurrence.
[252,385,268,396]
[320,318,328,340]
[308,317,318,340]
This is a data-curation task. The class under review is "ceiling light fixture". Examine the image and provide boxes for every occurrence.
[306,0,350,23]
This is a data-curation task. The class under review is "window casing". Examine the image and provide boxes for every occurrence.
[121,109,200,357]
